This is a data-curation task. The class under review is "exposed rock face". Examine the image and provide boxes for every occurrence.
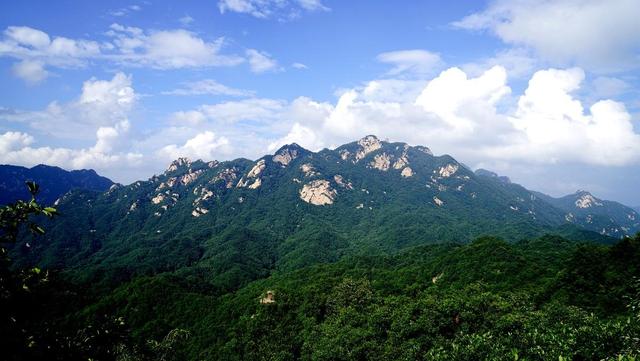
[370,153,391,171]
[260,290,275,304]
[207,160,219,168]
[247,159,266,178]
[191,206,209,217]
[151,194,165,204]
[180,169,203,186]
[299,180,336,205]
[193,188,214,206]
[339,150,350,160]
[438,164,459,178]
[433,197,444,206]
[211,168,238,188]
[248,178,262,189]
[237,160,266,189]
[575,193,603,208]
[333,174,353,189]
[300,163,319,177]
[355,135,382,162]
[393,145,410,169]
[401,167,413,177]
[166,157,191,172]
[273,146,300,166]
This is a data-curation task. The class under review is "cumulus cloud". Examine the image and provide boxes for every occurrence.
[0,125,143,172]
[245,49,280,73]
[377,49,443,76]
[162,79,253,97]
[452,0,640,71]
[218,0,329,19]
[0,72,144,174]
[158,131,231,162]
[1,72,136,138]
[269,66,640,167]
[493,68,640,165]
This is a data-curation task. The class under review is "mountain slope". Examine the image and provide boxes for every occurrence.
[533,190,640,238]
[0,164,114,205]
[14,136,622,291]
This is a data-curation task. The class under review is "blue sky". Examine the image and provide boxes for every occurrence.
[1,0,639,206]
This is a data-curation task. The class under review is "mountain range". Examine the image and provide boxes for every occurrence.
[11,135,639,290]
[0,164,113,205]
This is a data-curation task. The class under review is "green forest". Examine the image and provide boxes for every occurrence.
[2,183,639,360]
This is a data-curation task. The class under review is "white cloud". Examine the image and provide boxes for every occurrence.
[162,79,253,97]
[0,131,34,153]
[271,66,640,167]
[11,59,49,84]
[492,68,640,165]
[0,126,143,172]
[1,72,136,139]
[0,73,143,177]
[109,4,143,17]
[0,25,101,77]
[292,62,308,70]
[462,48,537,79]
[168,111,208,126]
[452,0,640,72]
[218,0,329,19]
[0,24,248,83]
[377,49,443,76]
[106,24,244,69]
[158,131,231,161]
[197,98,286,124]
[245,49,280,73]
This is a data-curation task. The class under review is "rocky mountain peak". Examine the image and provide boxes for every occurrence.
[166,157,192,172]
[574,192,603,209]
[355,135,383,162]
[273,143,307,166]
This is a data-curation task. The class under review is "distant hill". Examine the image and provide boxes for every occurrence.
[0,164,114,205]
[532,190,640,238]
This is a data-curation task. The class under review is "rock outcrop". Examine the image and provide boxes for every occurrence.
[438,164,459,178]
[166,157,191,172]
[299,180,337,205]
[575,192,603,208]
[333,174,353,189]
[370,153,391,171]
[401,167,413,177]
[300,163,319,177]
[355,135,382,162]
[273,145,302,166]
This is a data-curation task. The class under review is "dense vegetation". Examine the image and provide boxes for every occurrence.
[5,196,640,360]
